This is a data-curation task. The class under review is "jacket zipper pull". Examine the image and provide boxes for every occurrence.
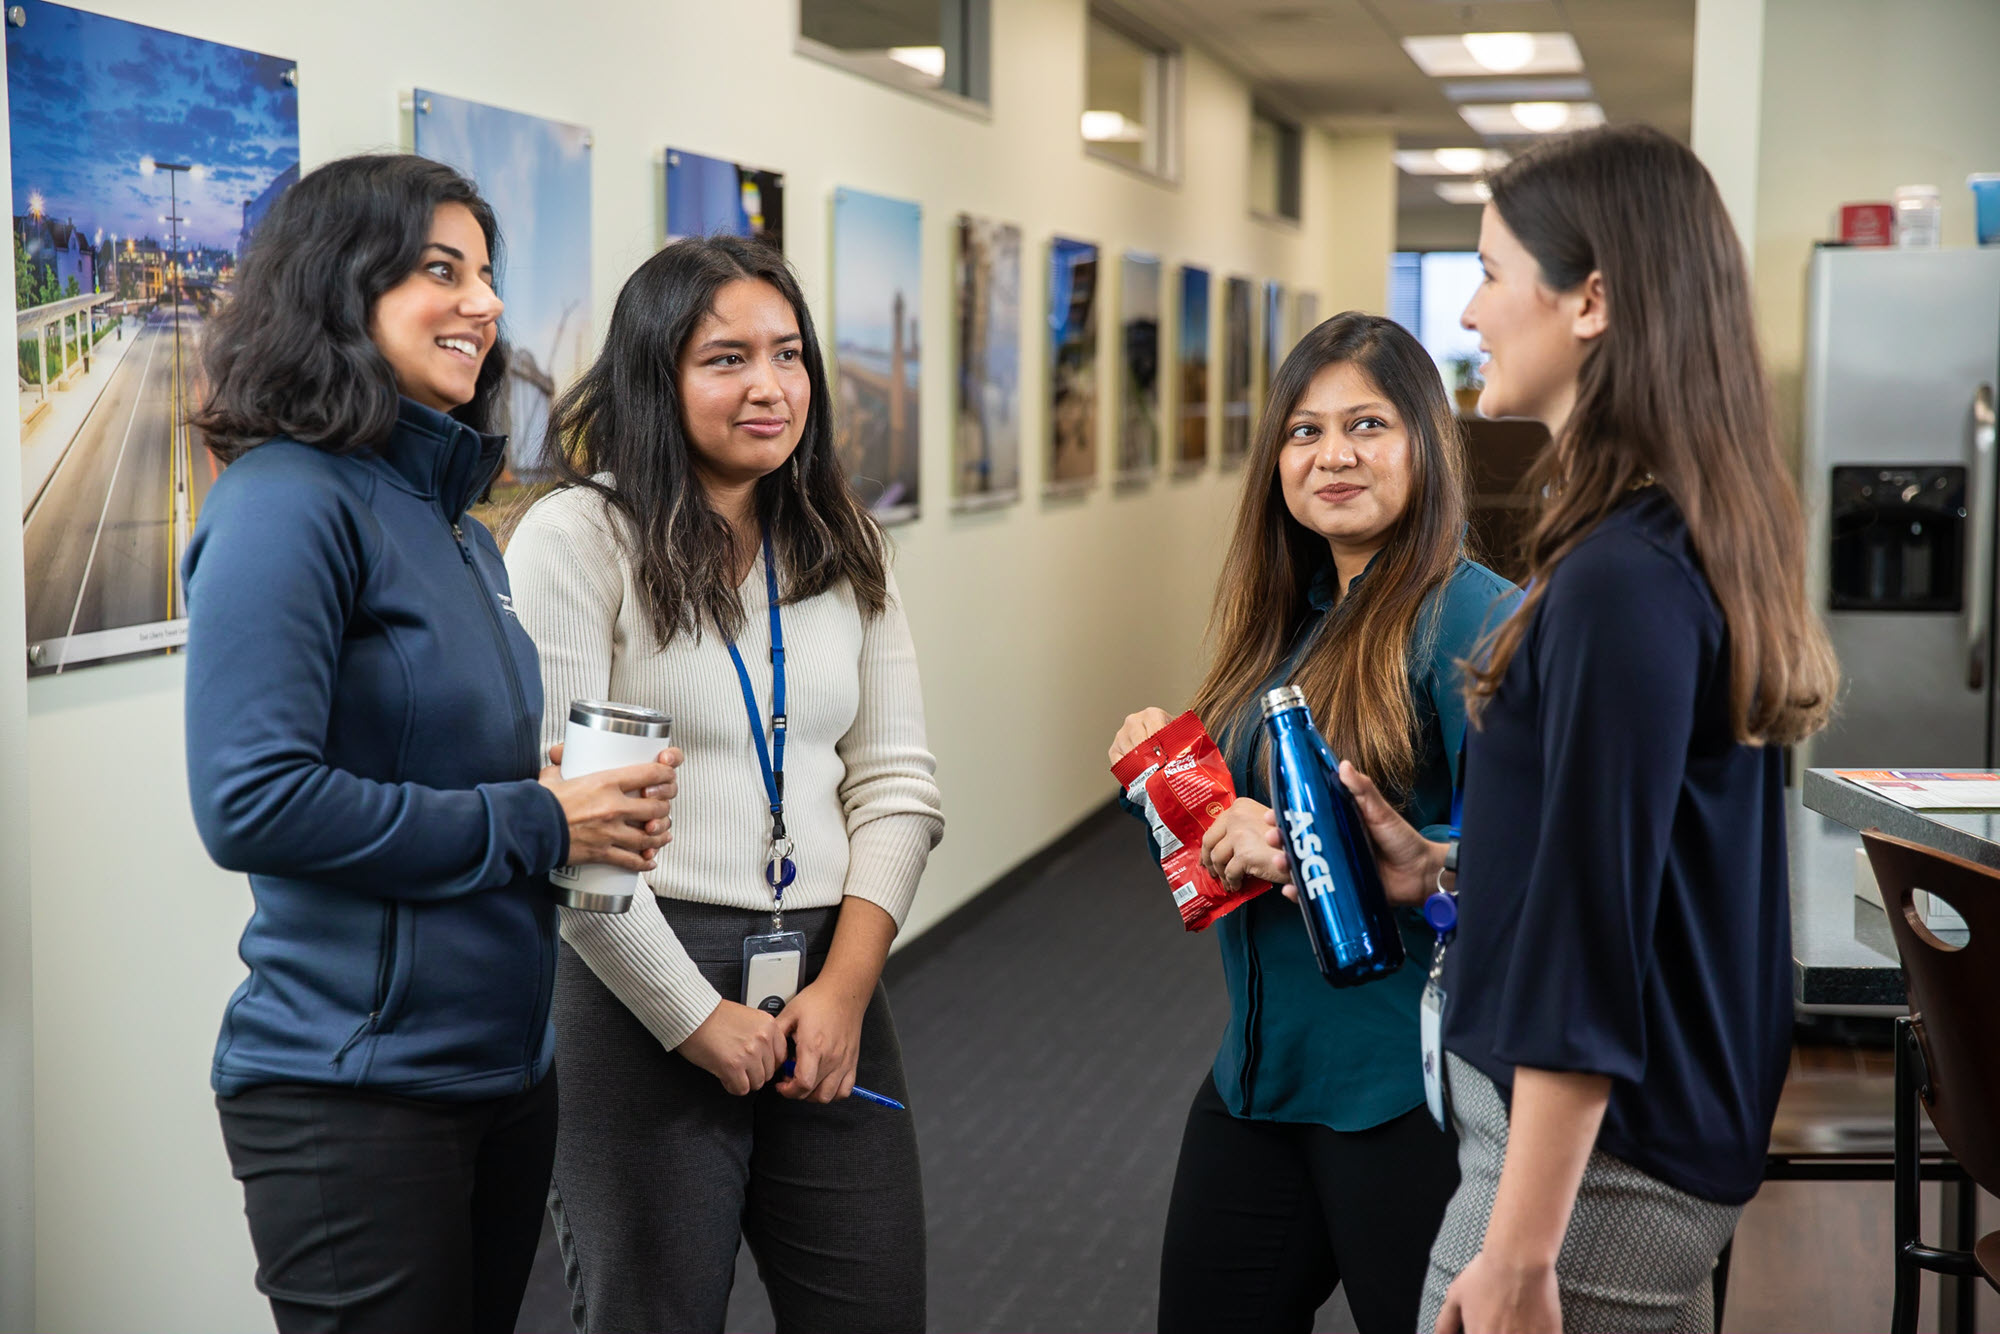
[331,1010,380,1066]
[450,523,473,564]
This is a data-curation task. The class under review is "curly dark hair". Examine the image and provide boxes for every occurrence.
[546,234,889,647]
[193,153,510,463]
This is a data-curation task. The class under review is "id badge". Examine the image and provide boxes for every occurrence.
[742,931,806,1015]
[1420,979,1450,1132]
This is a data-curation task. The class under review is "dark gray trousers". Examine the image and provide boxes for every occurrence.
[549,900,926,1334]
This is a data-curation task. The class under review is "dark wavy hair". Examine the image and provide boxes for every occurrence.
[1191,312,1469,799]
[193,153,510,463]
[548,235,888,647]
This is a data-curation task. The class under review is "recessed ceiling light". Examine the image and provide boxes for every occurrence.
[1436,181,1494,205]
[1457,101,1606,136]
[1401,32,1584,78]
[1393,148,1509,176]
[1463,32,1536,72]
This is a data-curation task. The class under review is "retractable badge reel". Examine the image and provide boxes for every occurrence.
[733,526,806,1015]
[1419,840,1458,1132]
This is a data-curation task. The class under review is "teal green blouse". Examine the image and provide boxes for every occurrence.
[1206,554,1518,1132]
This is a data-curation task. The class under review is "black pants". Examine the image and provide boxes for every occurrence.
[216,1074,557,1334]
[550,902,926,1334]
[1158,1072,1460,1334]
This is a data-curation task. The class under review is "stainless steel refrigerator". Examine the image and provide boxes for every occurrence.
[1800,246,2000,769]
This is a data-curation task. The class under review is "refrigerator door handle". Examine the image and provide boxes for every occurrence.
[1968,383,1996,691]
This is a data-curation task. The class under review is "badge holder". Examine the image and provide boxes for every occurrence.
[742,839,804,1015]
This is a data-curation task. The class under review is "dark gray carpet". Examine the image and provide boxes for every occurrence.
[516,804,1358,1334]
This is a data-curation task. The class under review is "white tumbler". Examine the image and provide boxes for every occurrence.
[547,700,673,913]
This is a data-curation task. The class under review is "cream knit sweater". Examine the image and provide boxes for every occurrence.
[504,485,944,1049]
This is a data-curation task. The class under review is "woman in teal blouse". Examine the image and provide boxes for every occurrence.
[1111,312,1516,1334]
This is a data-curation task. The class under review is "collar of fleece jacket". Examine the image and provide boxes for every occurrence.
[376,395,507,520]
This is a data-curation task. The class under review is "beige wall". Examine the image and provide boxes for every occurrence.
[0,55,37,1334]
[1750,0,2000,460]
[2,0,1395,1325]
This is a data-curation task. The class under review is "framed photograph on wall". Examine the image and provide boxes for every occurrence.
[1221,275,1254,468]
[1046,236,1099,496]
[1117,251,1161,485]
[831,187,922,524]
[1262,278,1287,395]
[1176,264,1210,474]
[415,88,592,507]
[665,147,784,252]
[953,214,1021,510]
[1296,290,1320,342]
[11,0,299,676]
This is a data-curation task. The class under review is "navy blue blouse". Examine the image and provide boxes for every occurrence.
[1441,490,1794,1205]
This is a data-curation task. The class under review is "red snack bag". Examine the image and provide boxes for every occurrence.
[1112,712,1272,930]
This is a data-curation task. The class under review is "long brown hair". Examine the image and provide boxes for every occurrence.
[1464,125,1837,744]
[1191,313,1469,798]
[547,236,887,649]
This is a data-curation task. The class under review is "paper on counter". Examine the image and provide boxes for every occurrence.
[1834,769,2000,810]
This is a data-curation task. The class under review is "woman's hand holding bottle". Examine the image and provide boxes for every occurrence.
[1272,760,1445,908]
[539,742,681,871]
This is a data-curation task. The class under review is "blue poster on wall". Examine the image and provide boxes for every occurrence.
[1047,236,1099,494]
[414,88,592,485]
[665,148,784,252]
[831,187,922,524]
[7,0,299,676]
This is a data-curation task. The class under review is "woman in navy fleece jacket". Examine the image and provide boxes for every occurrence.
[183,154,678,1334]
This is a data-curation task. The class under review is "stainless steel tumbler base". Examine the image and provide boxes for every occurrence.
[554,887,635,914]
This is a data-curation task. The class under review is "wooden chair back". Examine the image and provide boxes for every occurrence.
[1863,829,2000,1197]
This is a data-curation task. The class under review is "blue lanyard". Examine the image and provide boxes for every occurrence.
[726,527,797,904]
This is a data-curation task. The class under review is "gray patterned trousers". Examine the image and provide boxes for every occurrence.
[1418,1054,1741,1333]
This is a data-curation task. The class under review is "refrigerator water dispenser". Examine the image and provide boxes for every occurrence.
[1829,465,1966,611]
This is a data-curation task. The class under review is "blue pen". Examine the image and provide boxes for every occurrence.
[778,1059,906,1111]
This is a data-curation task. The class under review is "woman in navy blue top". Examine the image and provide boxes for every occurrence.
[1332,127,1837,1333]
[1112,314,1516,1334]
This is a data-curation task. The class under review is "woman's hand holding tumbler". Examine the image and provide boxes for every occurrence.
[539,743,681,871]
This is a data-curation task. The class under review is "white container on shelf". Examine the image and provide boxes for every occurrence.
[1893,184,1942,249]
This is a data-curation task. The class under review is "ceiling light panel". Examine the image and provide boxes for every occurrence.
[1436,181,1494,205]
[1393,148,1510,176]
[1457,101,1606,137]
[1401,32,1584,78]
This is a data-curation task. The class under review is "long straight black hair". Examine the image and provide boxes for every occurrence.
[194,153,510,462]
[547,235,888,647]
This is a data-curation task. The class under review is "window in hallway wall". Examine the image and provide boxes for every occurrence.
[1250,106,1301,222]
[1389,251,1484,382]
[798,0,990,109]
[1083,6,1180,181]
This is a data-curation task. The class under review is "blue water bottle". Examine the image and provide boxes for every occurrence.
[1261,685,1405,987]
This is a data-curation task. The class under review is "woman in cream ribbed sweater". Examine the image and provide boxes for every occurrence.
[505,235,942,1334]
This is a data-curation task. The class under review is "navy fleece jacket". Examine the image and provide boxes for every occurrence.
[183,397,571,1100]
